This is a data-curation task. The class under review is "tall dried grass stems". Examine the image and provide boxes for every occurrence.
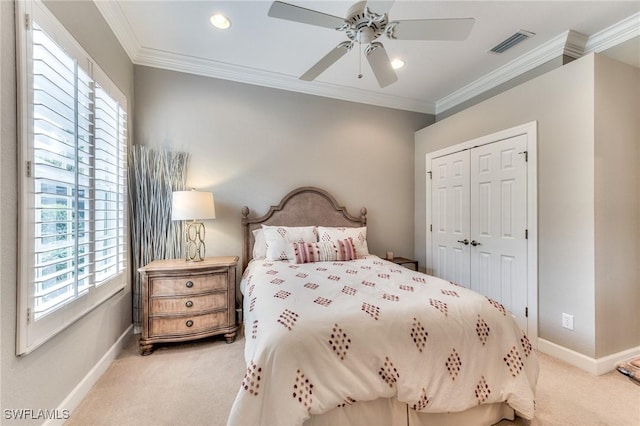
[129,145,189,326]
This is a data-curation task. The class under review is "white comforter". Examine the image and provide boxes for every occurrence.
[228,257,538,426]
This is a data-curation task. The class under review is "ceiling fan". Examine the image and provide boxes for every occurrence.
[268,1,475,88]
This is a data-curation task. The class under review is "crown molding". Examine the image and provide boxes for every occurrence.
[436,12,637,115]
[94,0,635,117]
[585,12,640,53]
[135,47,435,113]
[93,0,141,62]
[564,30,589,58]
[436,30,586,114]
[92,0,431,113]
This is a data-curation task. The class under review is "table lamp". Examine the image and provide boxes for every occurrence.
[171,190,216,261]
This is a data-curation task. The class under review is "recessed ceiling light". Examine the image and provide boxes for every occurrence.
[391,59,405,70]
[210,14,231,30]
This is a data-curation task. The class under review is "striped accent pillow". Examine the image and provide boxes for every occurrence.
[292,238,356,264]
[335,238,357,261]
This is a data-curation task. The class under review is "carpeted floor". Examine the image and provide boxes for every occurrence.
[66,333,640,426]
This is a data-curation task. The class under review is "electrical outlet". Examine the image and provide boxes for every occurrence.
[562,313,574,330]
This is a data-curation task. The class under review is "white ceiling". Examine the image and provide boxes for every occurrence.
[95,1,640,114]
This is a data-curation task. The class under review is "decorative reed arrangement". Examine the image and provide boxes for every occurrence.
[129,145,189,327]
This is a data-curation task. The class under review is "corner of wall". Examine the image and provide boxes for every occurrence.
[593,53,640,358]
[1,0,17,413]
[539,338,640,375]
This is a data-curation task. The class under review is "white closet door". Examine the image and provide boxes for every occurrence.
[470,135,528,330]
[431,150,471,287]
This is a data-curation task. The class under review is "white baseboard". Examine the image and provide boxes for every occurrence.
[44,324,134,426]
[538,338,640,375]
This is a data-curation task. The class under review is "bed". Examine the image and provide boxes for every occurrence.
[228,187,538,426]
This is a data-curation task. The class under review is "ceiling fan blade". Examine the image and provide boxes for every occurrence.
[364,0,396,15]
[365,42,397,88]
[268,1,345,30]
[388,18,475,41]
[300,42,352,81]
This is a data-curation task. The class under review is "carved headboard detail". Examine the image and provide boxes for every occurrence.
[241,187,367,271]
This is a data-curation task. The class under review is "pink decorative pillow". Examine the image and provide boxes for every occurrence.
[335,238,357,261]
[292,238,356,264]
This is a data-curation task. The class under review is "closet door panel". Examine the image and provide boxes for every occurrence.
[431,150,470,287]
[470,135,528,331]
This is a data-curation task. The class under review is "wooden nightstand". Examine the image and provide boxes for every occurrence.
[387,256,419,271]
[138,256,238,355]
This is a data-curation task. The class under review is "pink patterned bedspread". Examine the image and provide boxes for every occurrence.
[228,256,538,425]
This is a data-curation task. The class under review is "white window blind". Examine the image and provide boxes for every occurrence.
[94,83,127,284]
[17,0,128,355]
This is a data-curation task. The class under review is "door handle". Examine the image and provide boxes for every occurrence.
[457,239,469,245]
[470,240,481,246]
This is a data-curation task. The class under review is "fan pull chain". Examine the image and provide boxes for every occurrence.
[358,41,363,79]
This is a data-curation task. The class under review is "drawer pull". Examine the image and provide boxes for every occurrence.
[185,281,194,288]
[186,320,194,327]
[185,300,193,308]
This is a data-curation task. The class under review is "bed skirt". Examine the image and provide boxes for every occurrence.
[304,397,514,426]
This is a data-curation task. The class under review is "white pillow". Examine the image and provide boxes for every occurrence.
[252,229,267,260]
[262,225,318,261]
[317,226,369,259]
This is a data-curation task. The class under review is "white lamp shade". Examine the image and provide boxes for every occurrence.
[171,191,216,221]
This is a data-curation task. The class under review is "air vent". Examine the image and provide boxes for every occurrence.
[489,30,535,54]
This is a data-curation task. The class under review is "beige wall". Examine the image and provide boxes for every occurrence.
[415,53,640,359]
[0,0,9,413]
[1,1,134,421]
[134,66,433,271]
[593,55,640,358]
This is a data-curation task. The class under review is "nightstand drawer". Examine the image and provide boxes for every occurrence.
[150,292,227,315]
[150,273,227,296]
[149,312,227,337]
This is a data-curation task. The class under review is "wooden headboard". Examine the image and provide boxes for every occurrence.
[241,187,367,271]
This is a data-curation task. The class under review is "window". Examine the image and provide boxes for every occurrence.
[16,0,128,355]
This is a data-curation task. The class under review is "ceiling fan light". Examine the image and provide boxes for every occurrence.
[391,58,405,70]
[210,14,231,30]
